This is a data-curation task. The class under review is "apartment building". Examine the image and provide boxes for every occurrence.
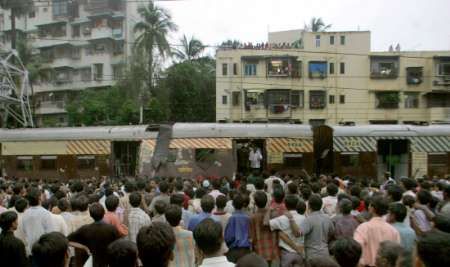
[0,0,145,126]
[216,29,450,125]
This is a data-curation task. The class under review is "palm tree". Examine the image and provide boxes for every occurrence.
[0,0,34,50]
[133,1,177,93]
[305,17,332,32]
[173,35,204,61]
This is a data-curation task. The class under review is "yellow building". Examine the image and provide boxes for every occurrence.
[216,30,450,125]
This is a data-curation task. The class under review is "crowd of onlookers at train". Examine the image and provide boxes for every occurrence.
[0,171,449,267]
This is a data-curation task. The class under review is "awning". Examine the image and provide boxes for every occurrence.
[169,138,232,149]
[266,138,313,153]
[142,139,156,150]
[334,136,378,152]
[410,136,450,152]
[66,140,110,155]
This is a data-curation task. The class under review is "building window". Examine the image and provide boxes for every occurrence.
[283,153,303,168]
[329,95,335,104]
[245,90,265,109]
[195,149,215,162]
[376,92,400,109]
[406,67,423,84]
[309,61,327,79]
[17,156,33,171]
[404,93,419,108]
[113,65,124,80]
[340,62,345,74]
[233,63,238,75]
[291,90,304,108]
[437,63,450,76]
[340,95,345,104]
[72,25,80,37]
[244,63,257,76]
[340,35,346,45]
[329,62,334,74]
[53,0,68,17]
[232,92,241,106]
[77,156,95,169]
[80,68,92,81]
[29,10,36,18]
[370,57,399,78]
[222,63,228,76]
[222,95,228,105]
[310,90,326,109]
[330,35,335,45]
[93,64,103,81]
[40,156,57,170]
[315,35,320,47]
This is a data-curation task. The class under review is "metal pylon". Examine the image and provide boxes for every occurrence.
[0,50,34,127]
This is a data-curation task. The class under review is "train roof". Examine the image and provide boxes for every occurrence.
[171,123,313,138]
[332,125,450,137]
[0,125,158,141]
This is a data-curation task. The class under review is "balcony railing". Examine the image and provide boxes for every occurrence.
[433,75,450,86]
[370,68,399,79]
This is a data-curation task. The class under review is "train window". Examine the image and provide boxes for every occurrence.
[77,156,95,169]
[283,153,303,168]
[195,149,215,162]
[17,156,33,171]
[341,153,359,167]
[40,156,57,170]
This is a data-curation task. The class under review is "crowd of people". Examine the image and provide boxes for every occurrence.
[0,170,449,267]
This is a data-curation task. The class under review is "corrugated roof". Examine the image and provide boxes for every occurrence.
[0,126,157,141]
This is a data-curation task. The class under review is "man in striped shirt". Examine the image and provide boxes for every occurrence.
[127,192,151,243]
[166,204,195,267]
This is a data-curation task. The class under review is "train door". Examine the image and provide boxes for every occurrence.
[313,125,334,176]
[377,139,409,179]
[235,139,265,175]
[112,141,140,177]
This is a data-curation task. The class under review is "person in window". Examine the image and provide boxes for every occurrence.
[248,146,263,174]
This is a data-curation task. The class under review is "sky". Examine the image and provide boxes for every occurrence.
[156,0,450,55]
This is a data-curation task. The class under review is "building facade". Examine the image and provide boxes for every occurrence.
[216,30,450,125]
[0,0,146,126]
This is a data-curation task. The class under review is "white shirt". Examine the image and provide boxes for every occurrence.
[249,149,262,169]
[199,256,234,267]
[403,190,416,198]
[21,206,56,255]
[269,210,305,253]
[265,176,285,194]
[51,213,69,236]
[322,196,338,217]
[209,190,224,200]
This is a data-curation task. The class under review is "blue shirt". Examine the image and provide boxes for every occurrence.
[224,210,251,249]
[187,212,213,232]
[392,222,416,253]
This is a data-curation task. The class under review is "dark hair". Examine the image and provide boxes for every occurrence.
[330,237,362,267]
[105,195,120,212]
[57,198,70,212]
[159,181,169,194]
[337,193,351,203]
[26,188,41,206]
[236,253,269,267]
[433,213,450,233]
[137,222,175,267]
[308,194,323,211]
[233,194,245,210]
[124,181,136,193]
[296,199,306,215]
[417,190,432,205]
[129,192,142,208]
[15,197,28,213]
[254,191,268,209]
[327,183,339,196]
[285,194,299,210]
[307,256,340,267]
[170,193,184,207]
[32,232,68,267]
[389,203,407,222]
[386,184,404,202]
[370,195,389,216]
[402,195,415,208]
[175,180,184,192]
[287,183,298,195]
[215,195,228,210]
[351,196,360,210]
[300,186,312,200]
[339,199,353,215]
[350,185,361,197]
[254,178,265,190]
[0,211,17,231]
[401,178,417,191]
[376,241,404,267]
[200,195,215,213]
[193,218,223,256]
[107,239,138,267]
[417,230,450,267]
[273,187,285,204]
[165,205,182,227]
[89,203,105,222]
[212,179,221,190]
[78,195,89,212]
[195,187,207,199]
[154,200,168,215]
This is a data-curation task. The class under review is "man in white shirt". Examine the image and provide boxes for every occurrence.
[270,195,306,267]
[249,147,263,172]
[265,170,285,195]
[193,218,234,267]
[20,188,56,255]
[322,183,339,217]
[209,179,225,200]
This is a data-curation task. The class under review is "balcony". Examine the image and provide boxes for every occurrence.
[370,55,399,79]
[308,61,327,79]
[35,101,66,115]
[89,27,123,41]
[429,107,450,122]
[406,67,423,85]
[376,92,400,109]
[266,57,301,78]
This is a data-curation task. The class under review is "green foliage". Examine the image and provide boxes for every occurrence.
[305,17,332,32]
[173,35,205,61]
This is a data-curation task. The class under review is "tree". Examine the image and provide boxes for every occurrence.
[0,0,34,49]
[133,1,177,93]
[173,35,204,61]
[305,17,332,32]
